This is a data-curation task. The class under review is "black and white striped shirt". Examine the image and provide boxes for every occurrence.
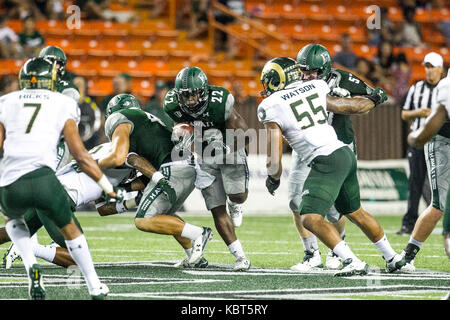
[402,80,437,131]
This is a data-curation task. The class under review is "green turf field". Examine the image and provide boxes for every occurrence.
[0,213,449,300]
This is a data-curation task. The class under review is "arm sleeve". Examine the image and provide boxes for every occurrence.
[104,112,134,141]
[402,84,416,111]
[224,93,234,121]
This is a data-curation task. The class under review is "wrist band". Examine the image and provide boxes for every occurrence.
[151,171,164,184]
[97,174,114,194]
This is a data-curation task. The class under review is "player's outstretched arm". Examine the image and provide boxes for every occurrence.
[326,95,375,115]
[98,123,132,169]
[126,153,157,179]
[264,122,283,195]
[63,119,117,199]
[407,104,447,148]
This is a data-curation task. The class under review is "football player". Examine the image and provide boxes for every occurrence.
[39,45,80,170]
[102,93,213,267]
[164,67,251,270]
[1,142,144,269]
[288,44,389,271]
[258,57,405,276]
[0,57,117,299]
[403,70,450,269]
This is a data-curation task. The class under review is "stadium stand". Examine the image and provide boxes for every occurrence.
[0,0,448,158]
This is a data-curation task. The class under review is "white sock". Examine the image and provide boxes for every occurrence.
[30,233,38,244]
[180,223,203,240]
[184,248,192,258]
[5,219,37,272]
[228,240,245,259]
[302,235,319,252]
[227,199,240,207]
[65,235,101,292]
[373,234,396,261]
[409,237,423,248]
[332,240,360,262]
[32,243,56,263]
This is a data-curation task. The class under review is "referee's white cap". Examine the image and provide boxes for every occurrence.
[422,52,443,67]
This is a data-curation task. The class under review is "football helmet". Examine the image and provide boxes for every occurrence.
[260,57,300,97]
[19,57,59,91]
[296,44,331,80]
[105,93,141,119]
[174,66,209,118]
[39,45,67,77]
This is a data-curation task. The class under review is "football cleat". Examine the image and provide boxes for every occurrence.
[325,249,342,270]
[234,257,251,271]
[2,243,22,269]
[188,227,213,264]
[385,254,406,273]
[290,250,323,272]
[174,257,209,268]
[399,250,416,272]
[227,200,243,228]
[90,283,109,300]
[28,264,45,300]
[334,258,369,277]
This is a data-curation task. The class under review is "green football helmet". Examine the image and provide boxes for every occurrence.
[260,57,300,97]
[105,93,141,119]
[19,57,59,91]
[39,45,67,77]
[174,66,209,117]
[296,44,331,80]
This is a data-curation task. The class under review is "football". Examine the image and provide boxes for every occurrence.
[172,122,195,151]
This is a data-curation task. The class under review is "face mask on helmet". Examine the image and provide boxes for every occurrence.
[177,88,208,116]
[300,68,320,80]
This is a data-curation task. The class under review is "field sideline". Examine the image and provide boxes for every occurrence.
[0,212,449,301]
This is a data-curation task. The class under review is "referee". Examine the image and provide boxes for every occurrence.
[397,52,444,235]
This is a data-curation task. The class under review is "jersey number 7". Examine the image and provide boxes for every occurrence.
[289,93,327,130]
[24,103,41,134]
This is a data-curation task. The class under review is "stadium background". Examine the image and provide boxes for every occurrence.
[0,0,449,215]
[0,0,450,302]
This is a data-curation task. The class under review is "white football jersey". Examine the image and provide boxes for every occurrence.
[0,89,80,186]
[56,143,134,207]
[436,74,450,117]
[257,79,345,165]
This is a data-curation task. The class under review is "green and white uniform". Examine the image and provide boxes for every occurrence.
[288,69,372,220]
[55,77,81,171]
[164,85,249,210]
[18,143,135,249]
[0,89,79,227]
[258,79,361,216]
[104,108,197,218]
[425,75,450,235]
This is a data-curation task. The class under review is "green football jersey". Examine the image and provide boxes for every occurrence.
[104,108,174,170]
[326,68,374,144]
[163,85,234,151]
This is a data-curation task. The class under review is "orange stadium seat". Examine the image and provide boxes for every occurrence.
[297,3,332,22]
[131,78,154,98]
[0,59,24,75]
[88,78,113,97]
[326,4,356,22]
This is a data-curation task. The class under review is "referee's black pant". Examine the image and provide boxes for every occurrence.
[402,146,431,229]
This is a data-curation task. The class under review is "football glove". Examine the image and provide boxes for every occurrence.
[157,178,177,205]
[265,175,280,196]
[105,186,126,204]
[366,87,387,106]
[331,87,351,98]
